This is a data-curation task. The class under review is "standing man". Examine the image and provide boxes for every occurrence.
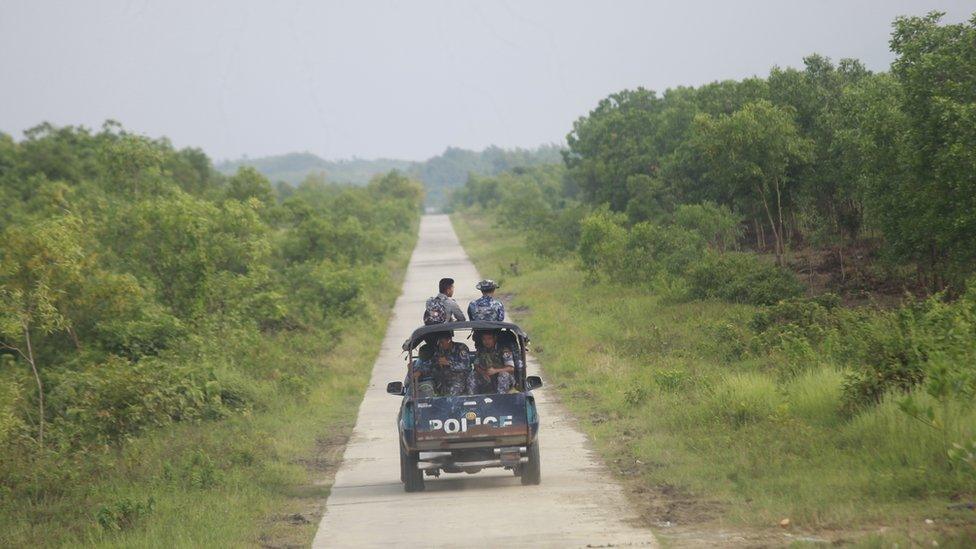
[468,279,505,321]
[423,277,466,325]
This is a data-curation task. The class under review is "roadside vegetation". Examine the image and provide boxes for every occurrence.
[452,12,976,545]
[0,123,423,546]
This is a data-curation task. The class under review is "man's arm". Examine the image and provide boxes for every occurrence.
[499,348,516,374]
[467,301,476,320]
[496,300,506,321]
[449,298,466,321]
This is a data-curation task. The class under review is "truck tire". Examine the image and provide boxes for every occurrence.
[520,440,541,486]
[400,439,425,492]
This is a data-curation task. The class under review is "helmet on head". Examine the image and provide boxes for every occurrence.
[475,279,499,292]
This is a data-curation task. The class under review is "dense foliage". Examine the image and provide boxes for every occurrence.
[451,12,976,479]
[455,12,976,294]
[0,121,422,452]
[468,12,976,295]
[219,144,563,209]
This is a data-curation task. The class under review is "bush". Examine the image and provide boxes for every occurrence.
[673,201,742,252]
[840,284,976,411]
[0,374,25,445]
[749,294,840,335]
[47,356,259,446]
[686,251,803,305]
[706,372,781,426]
[577,210,628,279]
[620,222,705,283]
[96,496,155,531]
[526,204,588,259]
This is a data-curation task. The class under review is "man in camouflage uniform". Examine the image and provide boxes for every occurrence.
[467,279,505,321]
[469,331,516,394]
[423,278,466,325]
[414,332,472,397]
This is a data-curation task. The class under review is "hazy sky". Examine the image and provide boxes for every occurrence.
[1,1,973,162]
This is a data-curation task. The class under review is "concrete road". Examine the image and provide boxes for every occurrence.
[312,215,656,548]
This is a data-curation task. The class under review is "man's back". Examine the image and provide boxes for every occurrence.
[468,295,505,322]
[424,293,466,325]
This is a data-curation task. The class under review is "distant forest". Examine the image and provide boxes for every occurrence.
[217,145,563,208]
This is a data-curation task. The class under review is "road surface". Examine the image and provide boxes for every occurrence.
[312,215,656,548]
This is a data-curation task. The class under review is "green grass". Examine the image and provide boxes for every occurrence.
[453,212,976,546]
[0,230,416,548]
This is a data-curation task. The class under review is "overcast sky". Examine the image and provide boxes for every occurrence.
[1,1,973,162]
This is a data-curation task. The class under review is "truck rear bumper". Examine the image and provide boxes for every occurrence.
[418,446,528,470]
[415,435,527,451]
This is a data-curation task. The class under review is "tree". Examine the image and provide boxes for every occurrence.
[565,88,666,210]
[690,100,813,265]
[884,11,976,288]
[0,216,86,445]
[225,166,276,208]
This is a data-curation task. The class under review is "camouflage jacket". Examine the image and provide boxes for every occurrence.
[467,295,505,322]
[416,342,472,396]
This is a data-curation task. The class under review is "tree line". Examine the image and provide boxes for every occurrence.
[451,12,976,424]
[0,121,423,453]
[219,144,563,209]
[455,11,976,293]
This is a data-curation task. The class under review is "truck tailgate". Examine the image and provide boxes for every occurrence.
[414,393,529,444]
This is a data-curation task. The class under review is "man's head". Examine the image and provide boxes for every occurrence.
[436,333,453,350]
[439,278,455,297]
[480,331,498,349]
[475,279,499,295]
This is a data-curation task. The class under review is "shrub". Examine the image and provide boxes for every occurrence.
[838,283,975,409]
[839,309,927,411]
[749,294,839,336]
[673,201,742,252]
[0,374,25,445]
[653,369,696,392]
[577,210,628,279]
[96,496,155,531]
[706,372,781,426]
[686,251,803,305]
[620,222,705,283]
[526,204,588,259]
[47,356,259,446]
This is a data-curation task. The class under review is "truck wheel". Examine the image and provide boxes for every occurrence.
[520,441,541,486]
[400,439,425,492]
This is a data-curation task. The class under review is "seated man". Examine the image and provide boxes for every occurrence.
[417,332,471,397]
[469,330,516,394]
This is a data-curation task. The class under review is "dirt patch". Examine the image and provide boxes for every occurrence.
[256,429,353,548]
[785,241,929,307]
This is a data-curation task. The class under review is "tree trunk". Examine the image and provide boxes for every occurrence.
[838,243,846,283]
[758,185,783,266]
[67,325,81,351]
[23,323,44,446]
[774,177,786,265]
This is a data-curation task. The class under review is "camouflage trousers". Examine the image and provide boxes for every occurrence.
[468,371,515,395]
[439,373,469,397]
[404,373,468,398]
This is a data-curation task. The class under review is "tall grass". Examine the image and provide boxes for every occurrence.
[453,213,976,543]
